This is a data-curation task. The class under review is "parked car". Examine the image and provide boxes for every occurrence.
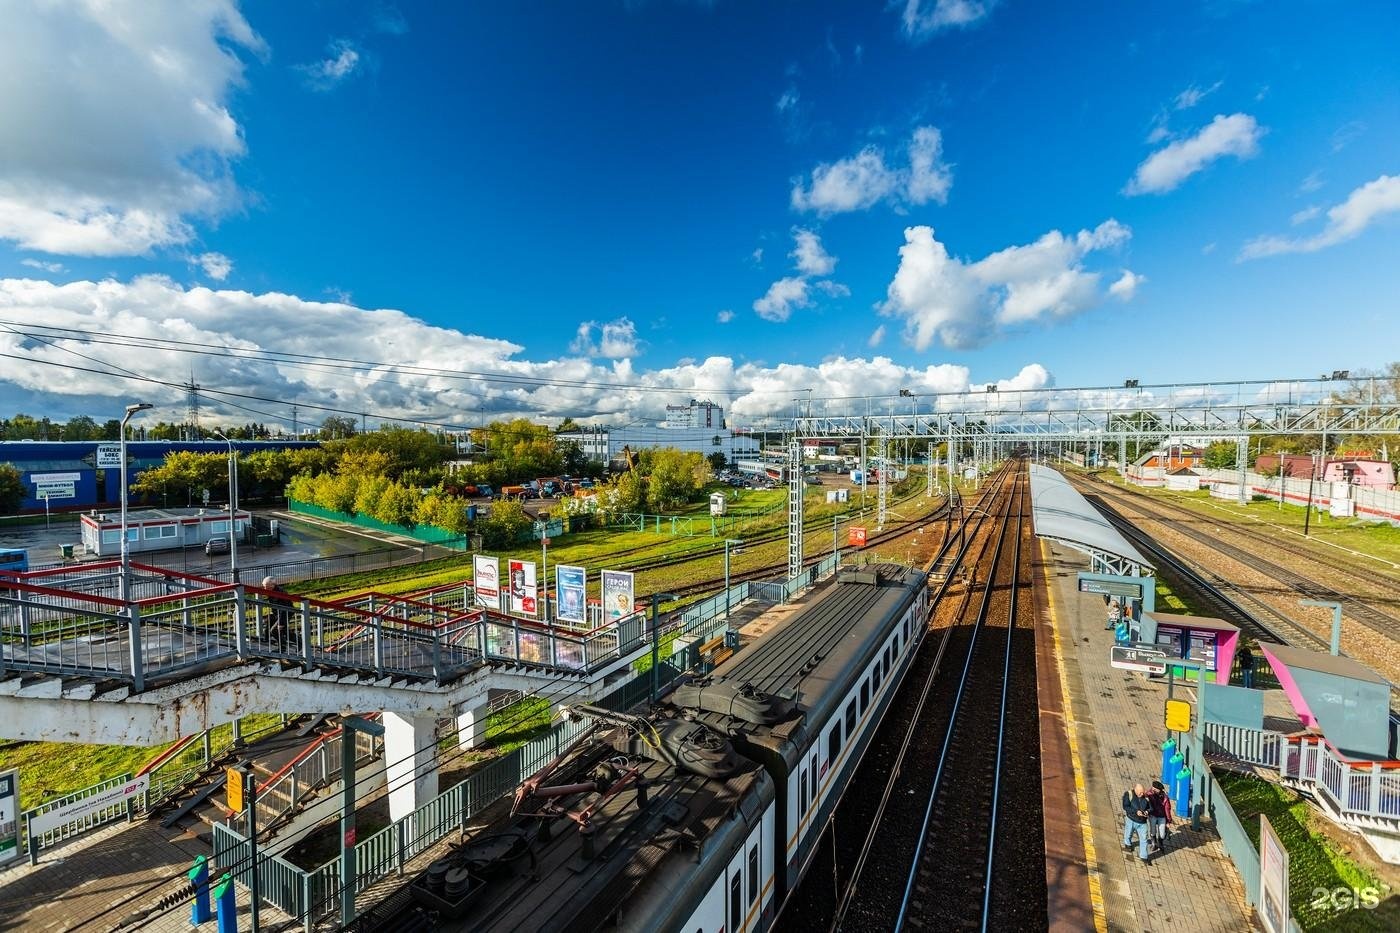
[205,536,230,556]
[476,484,494,497]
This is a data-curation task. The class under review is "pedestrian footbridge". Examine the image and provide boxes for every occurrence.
[0,561,652,747]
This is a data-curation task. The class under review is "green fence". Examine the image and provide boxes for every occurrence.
[288,499,468,550]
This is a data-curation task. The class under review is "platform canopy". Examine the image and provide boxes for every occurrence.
[1257,641,1392,759]
[1029,464,1153,576]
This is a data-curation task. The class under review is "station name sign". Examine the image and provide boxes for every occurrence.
[1110,643,1168,674]
[1079,578,1143,599]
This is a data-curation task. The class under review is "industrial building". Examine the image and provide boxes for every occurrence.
[556,425,760,469]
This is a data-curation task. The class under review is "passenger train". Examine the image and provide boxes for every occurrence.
[403,563,930,932]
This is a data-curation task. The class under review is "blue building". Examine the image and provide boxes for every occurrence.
[0,440,320,513]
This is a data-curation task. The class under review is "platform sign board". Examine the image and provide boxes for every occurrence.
[225,768,244,813]
[848,526,868,547]
[556,565,586,625]
[0,769,19,866]
[1164,698,1192,732]
[1078,578,1143,599]
[601,570,634,622]
[94,444,123,469]
[473,555,500,611]
[508,559,538,618]
[29,774,148,835]
[1259,813,1290,933]
[1110,643,1168,675]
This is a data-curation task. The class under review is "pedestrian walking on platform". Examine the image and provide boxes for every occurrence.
[1114,616,1132,646]
[1238,644,1256,689]
[1147,780,1173,851]
[1106,597,1121,631]
[1121,783,1153,862]
[262,576,297,652]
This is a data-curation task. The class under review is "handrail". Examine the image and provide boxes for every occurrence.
[0,578,127,608]
[136,730,205,777]
[135,582,239,608]
[254,713,382,797]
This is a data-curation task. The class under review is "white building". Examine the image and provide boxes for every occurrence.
[661,398,724,429]
[80,507,251,557]
[558,426,759,468]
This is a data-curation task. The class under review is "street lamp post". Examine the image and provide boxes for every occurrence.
[723,540,743,619]
[119,402,153,600]
[649,591,678,703]
[213,431,240,582]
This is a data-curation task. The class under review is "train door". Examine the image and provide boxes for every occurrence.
[726,846,746,933]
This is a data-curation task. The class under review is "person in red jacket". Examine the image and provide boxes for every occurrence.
[1147,780,1173,852]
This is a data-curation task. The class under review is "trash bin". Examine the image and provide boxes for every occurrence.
[60,543,75,560]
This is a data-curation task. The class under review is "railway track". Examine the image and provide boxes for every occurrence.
[775,460,1043,932]
[1078,475,1400,647]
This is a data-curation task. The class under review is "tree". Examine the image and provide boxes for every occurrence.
[478,498,531,548]
[559,440,588,475]
[130,451,228,504]
[707,451,729,472]
[1202,441,1237,470]
[646,448,709,511]
[555,417,581,433]
[63,415,100,440]
[0,463,23,513]
[320,416,358,439]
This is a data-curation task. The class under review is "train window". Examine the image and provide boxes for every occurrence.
[828,721,841,763]
[885,645,893,670]
[749,845,759,904]
[860,678,870,712]
[845,698,857,737]
[895,632,901,654]
[810,751,818,799]
[800,768,809,815]
[731,872,742,930]
[873,663,882,692]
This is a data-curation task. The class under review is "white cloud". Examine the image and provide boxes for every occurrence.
[297,39,362,91]
[1201,242,1217,255]
[20,258,65,274]
[0,1,264,256]
[570,317,640,358]
[868,324,886,348]
[776,88,799,113]
[0,274,1060,425]
[1239,174,1400,260]
[1126,113,1263,195]
[815,280,850,298]
[899,0,995,40]
[1290,206,1321,226]
[791,126,952,214]
[1108,270,1145,301]
[750,247,764,265]
[791,229,837,276]
[1173,81,1222,111]
[716,309,734,324]
[193,251,233,280]
[1331,121,1365,153]
[753,277,811,322]
[1299,171,1324,194]
[880,220,1134,350]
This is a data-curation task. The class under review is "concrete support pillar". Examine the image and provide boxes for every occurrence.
[384,710,439,823]
[455,703,490,750]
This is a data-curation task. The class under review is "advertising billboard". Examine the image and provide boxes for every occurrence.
[473,555,500,611]
[556,565,587,625]
[509,559,538,618]
[601,570,635,622]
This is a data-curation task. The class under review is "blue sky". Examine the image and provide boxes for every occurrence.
[0,1,1398,426]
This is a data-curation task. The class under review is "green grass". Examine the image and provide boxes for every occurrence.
[0,713,285,812]
[1216,772,1397,930]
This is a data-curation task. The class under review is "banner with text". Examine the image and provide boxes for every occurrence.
[473,555,500,611]
[509,559,538,618]
[601,570,635,622]
[556,565,587,625]
[29,774,149,836]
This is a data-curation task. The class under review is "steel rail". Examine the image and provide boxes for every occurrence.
[893,467,1021,930]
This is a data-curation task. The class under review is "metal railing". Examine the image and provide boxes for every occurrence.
[1206,723,1400,823]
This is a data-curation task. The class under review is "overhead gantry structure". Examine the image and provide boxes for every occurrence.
[781,375,1400,579]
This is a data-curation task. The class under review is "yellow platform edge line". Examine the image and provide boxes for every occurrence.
[1040,540,1109,933]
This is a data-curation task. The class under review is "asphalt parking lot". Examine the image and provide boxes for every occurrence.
[0,511,421,577]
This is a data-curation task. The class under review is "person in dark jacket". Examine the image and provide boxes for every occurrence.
[1121,783,1153,862]
[1238,644,1256,689]
[1146,780,1173,851]
[262,576,297,651]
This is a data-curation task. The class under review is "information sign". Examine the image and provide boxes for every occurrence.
[848,526,867,547]
[1079,578,1144,599]
[1259,814,1290,933]
[226,768,244,813]
[1110,643,1168,675]
[1164,698,1192,732]
[0,768,19,866]
[94,444,122,469]
[35,480,76,499]
[29,774,148,835]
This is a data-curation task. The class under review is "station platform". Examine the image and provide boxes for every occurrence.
[1039,541,1254,933]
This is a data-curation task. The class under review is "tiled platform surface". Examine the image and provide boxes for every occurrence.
[1042,541,1255,933]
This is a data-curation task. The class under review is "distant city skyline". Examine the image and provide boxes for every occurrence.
[1,1,1398,428]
